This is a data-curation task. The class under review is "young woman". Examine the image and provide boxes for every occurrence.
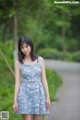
[13,35,51,120]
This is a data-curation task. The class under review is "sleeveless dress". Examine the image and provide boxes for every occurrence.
[16,56,49,114]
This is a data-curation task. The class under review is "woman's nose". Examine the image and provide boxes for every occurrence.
[24,48,27,51]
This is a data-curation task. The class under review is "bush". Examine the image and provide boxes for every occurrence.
[37,48,80,62]
[72,51,80,62]
[37,48,61,59]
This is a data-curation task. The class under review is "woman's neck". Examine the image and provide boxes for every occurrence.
[24,55,31,61]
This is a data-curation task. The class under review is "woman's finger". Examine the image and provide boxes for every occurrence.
[13,105,18,112]
[46,101,49,109]
[46,101,51,109]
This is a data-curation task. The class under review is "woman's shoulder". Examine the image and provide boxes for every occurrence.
[38,56,45,64]
[15,60,21,67]
[15,60,20,64]
[38,56,44,60]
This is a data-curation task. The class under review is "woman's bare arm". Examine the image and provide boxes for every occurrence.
[40,57,50,99]
[14,61,20,103]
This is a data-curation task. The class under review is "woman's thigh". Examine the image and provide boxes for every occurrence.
[22,114,32,120]
[33,114,42,120]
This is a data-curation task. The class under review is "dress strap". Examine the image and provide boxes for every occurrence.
[37,57,38,63]
[37,56,40,64]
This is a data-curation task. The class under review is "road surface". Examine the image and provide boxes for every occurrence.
[44,60,80,120]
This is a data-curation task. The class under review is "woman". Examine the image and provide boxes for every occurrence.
[13,35,51,120]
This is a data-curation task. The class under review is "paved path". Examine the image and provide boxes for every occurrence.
[44,60,80,120]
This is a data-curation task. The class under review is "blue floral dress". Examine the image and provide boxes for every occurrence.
[16,56,49,114]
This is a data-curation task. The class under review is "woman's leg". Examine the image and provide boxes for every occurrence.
[22,114,32,120]
[33,114,42,120]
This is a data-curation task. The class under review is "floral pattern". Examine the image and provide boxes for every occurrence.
[16,57,49,114]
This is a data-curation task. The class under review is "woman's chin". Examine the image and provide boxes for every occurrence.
[25,53,29,56]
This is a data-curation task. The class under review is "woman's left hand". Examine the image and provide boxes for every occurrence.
[46,97,51,110]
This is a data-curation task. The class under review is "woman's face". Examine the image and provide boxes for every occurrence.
[20,43,31,56]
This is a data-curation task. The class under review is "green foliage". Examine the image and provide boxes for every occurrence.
[72,51,80,62]
[18,16,52,51]
[37,48,80,62]
[37,48,60,59]
[66,38,79,51]
[0,40,14,68]
[0,0,80,52]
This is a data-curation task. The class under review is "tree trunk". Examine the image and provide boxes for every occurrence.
[62,25,66,52]
[2,24,6,43]
[0,49,14,77]
[13,13,18,63]
[62,14,66,59]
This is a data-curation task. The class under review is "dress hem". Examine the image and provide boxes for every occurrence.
[15,111,49,115]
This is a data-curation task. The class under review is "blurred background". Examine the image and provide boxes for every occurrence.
[0,0,80,120]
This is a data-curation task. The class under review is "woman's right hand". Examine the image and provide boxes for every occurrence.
[13,102,18,112]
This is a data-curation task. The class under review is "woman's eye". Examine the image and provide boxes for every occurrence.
[21,46,28,49]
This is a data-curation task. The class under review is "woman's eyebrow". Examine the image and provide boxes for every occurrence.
[21,44,28,47]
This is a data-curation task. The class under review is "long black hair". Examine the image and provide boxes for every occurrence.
[18,35,38,63]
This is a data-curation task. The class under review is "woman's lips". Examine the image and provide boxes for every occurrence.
[24,52,28,54]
